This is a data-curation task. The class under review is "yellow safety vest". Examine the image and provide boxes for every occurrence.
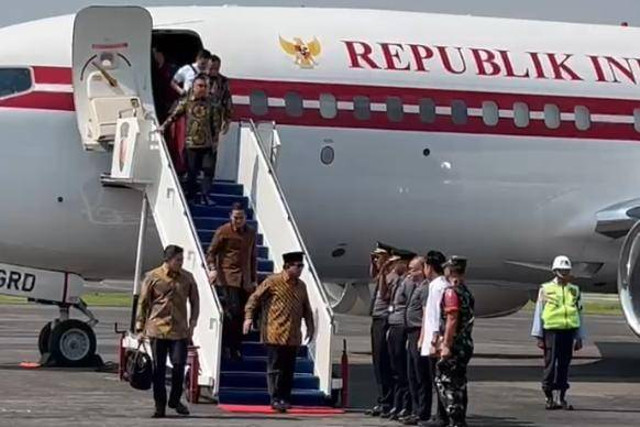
[541,282,582,330]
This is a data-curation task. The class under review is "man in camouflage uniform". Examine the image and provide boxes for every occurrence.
[434,256,475,427]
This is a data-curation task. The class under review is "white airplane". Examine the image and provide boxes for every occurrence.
[1,5,640,366]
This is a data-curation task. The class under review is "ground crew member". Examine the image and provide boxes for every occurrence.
[160,74,217,203]
[419,250,449,427]
[404,257,432,426]
[243,251,315,413]
[435,256,474,427]
[531,255,585,410]
[207,202,257,360]
[135,245,200,418]
[384,250,415,421]
[365,242,396,417]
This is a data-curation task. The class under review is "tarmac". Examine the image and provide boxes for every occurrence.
[1,304,640,426]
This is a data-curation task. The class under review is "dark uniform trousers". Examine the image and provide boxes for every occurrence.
[150,338,189,410]
[371,317,394,409]
[266,344,298,403]
[542,329,577,393]
[407,328,432,420]
[217,286,247,355]
[435,354,471,427]
[388,324,411,412]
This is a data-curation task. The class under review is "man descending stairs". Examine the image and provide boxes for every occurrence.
[191,181,329,408]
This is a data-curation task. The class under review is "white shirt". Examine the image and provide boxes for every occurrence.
[420,275,449,356]
[172,63,200,91]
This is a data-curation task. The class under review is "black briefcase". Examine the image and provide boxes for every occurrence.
[124,343,153,391]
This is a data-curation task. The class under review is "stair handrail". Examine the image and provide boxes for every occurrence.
[246,119,335,317]
[137,115,223,392]
[237,119,335,395]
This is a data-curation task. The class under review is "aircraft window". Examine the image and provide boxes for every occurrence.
[386,97,403,122]
[575,106,591,131]
[544,104,561,129]
[482,101,499,127]
[0,68,32,98]
[635,109,640,133]
[320,93,337,119]
[419,98,436,123]
[354,96,370,121]
[285,92,303,117]
[250,90,268,116]
[514,102,530,128]
[451,100,468,125]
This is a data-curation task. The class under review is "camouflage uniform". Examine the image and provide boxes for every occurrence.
[435,282,475,427]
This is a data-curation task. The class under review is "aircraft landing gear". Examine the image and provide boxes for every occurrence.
[38,300,102,367]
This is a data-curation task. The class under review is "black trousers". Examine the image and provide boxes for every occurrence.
[371,317,394,409]
[407,328,432,420]
[186,147,217,199]
[150,338,188,409]
[217,286,246,355]
[543,329,577,393]
[388,324,411,412]
[266,344,298,403]
[430,356,449,422]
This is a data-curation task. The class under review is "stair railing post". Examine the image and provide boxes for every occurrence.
[129,193,149,332]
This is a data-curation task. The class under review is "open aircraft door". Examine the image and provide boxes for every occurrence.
[72,6,155,151]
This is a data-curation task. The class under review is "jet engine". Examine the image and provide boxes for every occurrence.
[618,221,640,336]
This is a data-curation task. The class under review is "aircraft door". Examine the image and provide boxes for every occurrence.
[72,6,154,151]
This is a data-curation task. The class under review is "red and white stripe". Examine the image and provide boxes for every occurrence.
[2,65,640,141]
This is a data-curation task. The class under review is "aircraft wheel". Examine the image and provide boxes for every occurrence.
[49,319,97,366]
[37,322,53,355]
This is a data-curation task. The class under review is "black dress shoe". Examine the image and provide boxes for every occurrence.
[271,400,287,413]
[168,401,190,415]
[395,409,411,420]
[402,415,419,425]
[151,409,165,418]
[365,405,383,416]
[419,419,447,427]
[381,408,397,419]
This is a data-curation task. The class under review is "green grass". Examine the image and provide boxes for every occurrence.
[0,292,132,308]
[522,299,622,316]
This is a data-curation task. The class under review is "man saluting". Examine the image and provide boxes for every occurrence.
[243,251,315,413]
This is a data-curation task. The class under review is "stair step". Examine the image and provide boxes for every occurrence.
[221,356,314,374]
[211,182,244,196]
[198,231,264,246]
[240,342,308,358]
[205,194,248,208]
[220,371,319,389]
[189,205,254,220]
[218,388,328,406]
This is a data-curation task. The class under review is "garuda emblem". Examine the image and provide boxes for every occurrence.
[279,36,322,69]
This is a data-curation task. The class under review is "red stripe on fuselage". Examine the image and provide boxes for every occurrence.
[32,66,72,85]
[0,92,74,111]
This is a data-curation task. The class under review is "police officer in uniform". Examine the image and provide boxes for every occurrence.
[384,250,415,421]
[435,256,474,427]
[531,255,585,410]
[365,242,396,416]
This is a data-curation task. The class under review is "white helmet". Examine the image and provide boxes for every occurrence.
[551,255,572,271]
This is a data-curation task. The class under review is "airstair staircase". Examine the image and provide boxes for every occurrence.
[71,6,335,407]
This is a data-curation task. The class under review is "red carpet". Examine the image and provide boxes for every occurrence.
[19,362,40,369]
[219,404,345,415]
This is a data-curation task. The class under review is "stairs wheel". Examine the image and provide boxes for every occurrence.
[38,322,53,355]
[49,319,97,366]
